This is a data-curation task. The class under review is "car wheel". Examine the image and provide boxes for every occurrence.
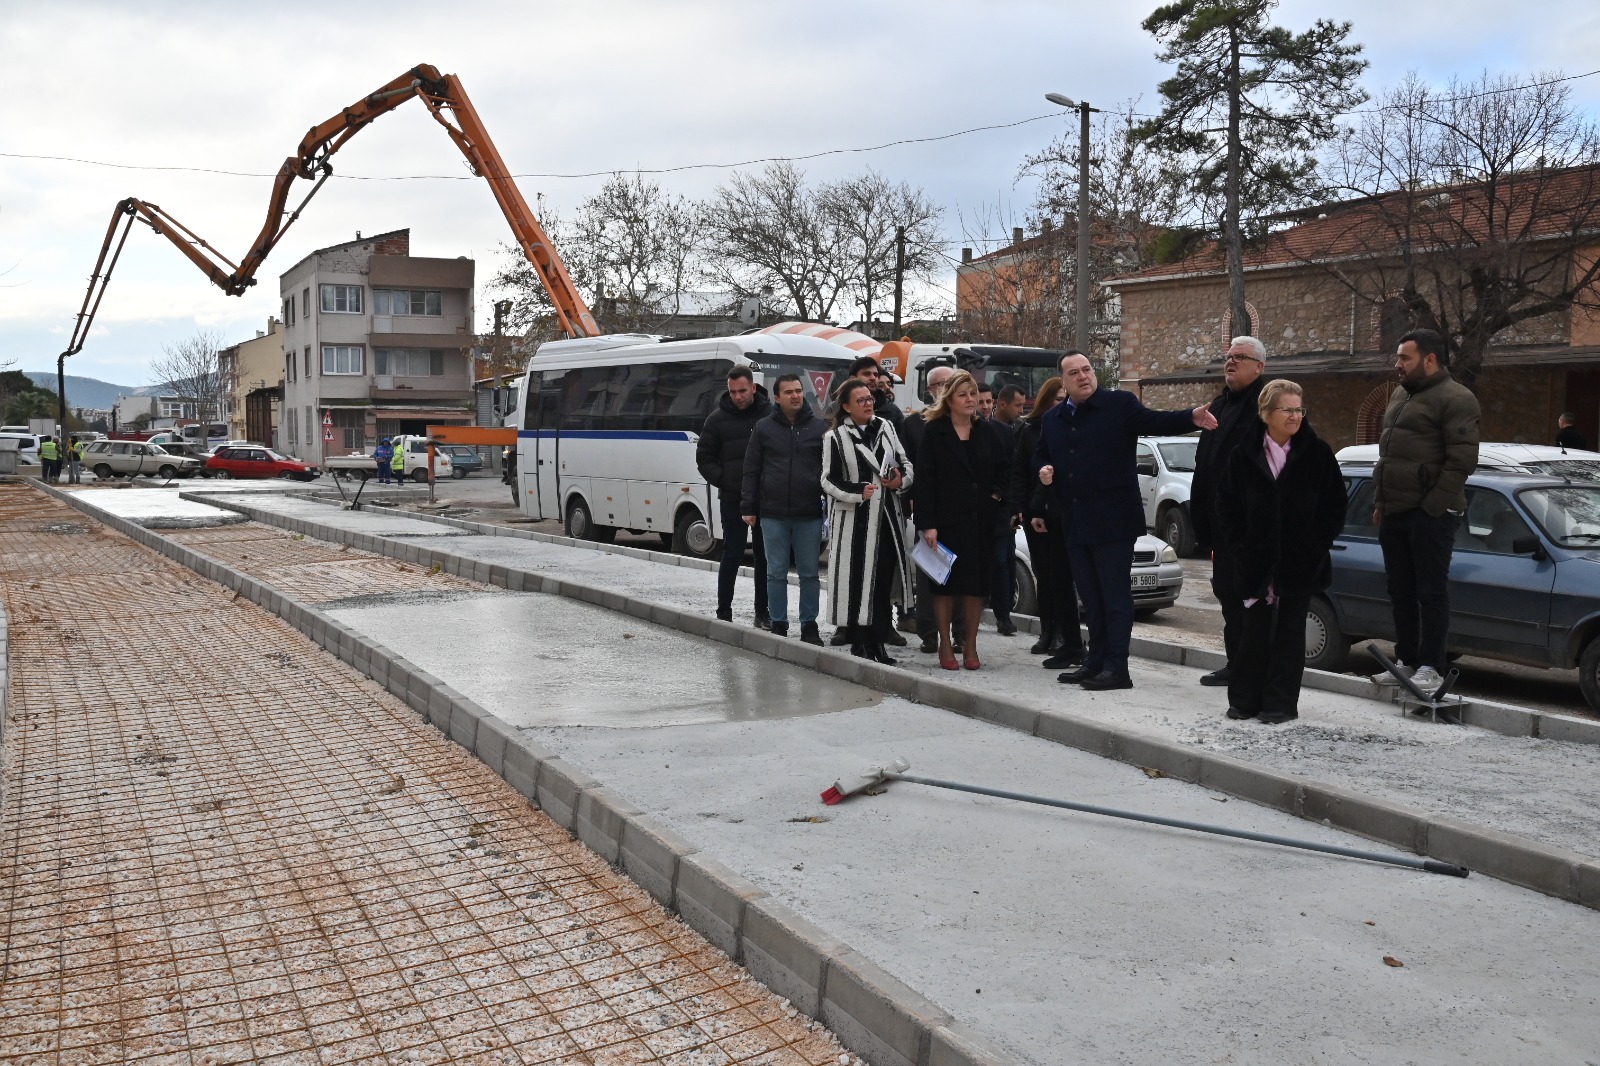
[453,468,467,480]
[1012,555,1038,615]
[671,508,718,560]
[93,464,113,480]
[409,468,429,484]
[157,465,178,480]
[1304,595,1348,672]
[565,496,606,541]
[215,470,231,479]
[1579,639,1600,715]
[1159,504,1197,557]
[509,479,520,506]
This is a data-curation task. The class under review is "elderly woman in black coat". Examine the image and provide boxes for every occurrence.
[915,370,1011,671]
[1215,379,1347,724]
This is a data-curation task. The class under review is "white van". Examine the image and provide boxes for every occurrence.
[510,332,857,557]
[0,432,43,465]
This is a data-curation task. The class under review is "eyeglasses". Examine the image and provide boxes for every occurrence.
[1225,353,1263,364]
[1273,407,1307,417]
[849,396,876,406]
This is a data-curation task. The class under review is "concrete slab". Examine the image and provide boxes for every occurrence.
[58,486,248,527]
[323,591,881,728]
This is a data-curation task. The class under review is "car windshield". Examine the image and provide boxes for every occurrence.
[1157,441,1197,472]
[1517,485,1600,546]
[1528,460,1600,484]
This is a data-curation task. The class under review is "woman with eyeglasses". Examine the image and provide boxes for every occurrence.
[822,378,915,664]
[1214,379,1347,724]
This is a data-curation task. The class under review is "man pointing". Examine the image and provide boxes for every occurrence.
[1035,352,1218,690]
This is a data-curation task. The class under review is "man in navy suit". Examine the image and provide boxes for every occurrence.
[1035,352,1218,690]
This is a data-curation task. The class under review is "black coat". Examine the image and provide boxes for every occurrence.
[913,417,1009,538]
[1008,418,1056,520]
[696,387,772,496]
[740,404,827,519]
[1033,388,1197,547]
[1189,376,1265,550]
[1215,422,1347,600]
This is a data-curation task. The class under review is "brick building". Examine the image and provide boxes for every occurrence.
[1112,171,1600,451]
[278,229,475,462]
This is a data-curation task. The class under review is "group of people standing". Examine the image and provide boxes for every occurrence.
[36,435,86,484]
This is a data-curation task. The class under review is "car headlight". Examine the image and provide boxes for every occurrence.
[1160,544,1178,563]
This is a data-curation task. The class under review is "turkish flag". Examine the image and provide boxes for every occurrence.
[807,370,834,401]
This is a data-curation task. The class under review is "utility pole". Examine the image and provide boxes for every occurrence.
[491,298,512,472]
[892,225,906,336]
[1045,93,1099,355]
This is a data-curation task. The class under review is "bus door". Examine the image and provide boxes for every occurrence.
[524,370,564,520]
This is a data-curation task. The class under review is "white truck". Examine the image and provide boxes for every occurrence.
[323,434,452,483]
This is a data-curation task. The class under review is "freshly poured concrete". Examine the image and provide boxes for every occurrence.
[56,486,247,527]
[325,590,880,728]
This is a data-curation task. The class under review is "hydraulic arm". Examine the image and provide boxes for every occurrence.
[61,63,598,363]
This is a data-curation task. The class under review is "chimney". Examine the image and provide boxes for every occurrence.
[961,248,973,264]
[1041,218,1053,234]
[1012,227,1024,246]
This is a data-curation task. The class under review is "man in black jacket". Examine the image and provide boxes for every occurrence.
[741,374,827,645]
[845,355,905,430]
[1187,336,1267,687]
[697,366,771,627]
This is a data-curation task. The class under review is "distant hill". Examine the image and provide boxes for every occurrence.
[21,372,150,410]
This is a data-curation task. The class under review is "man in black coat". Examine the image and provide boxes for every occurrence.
[1035,353,1217,690]
[741,374,828,645]
[1557,412,1590,451]
[1187,336,1268,687]
[697,366,771,627]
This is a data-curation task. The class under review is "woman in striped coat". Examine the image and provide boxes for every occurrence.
[822,379,915,665]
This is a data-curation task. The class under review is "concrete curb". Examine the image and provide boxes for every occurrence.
[248,487,1600,749]
[40,483,1008,1066]
[147,488,1600,916]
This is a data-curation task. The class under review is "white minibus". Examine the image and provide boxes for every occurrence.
[510,333,858,557]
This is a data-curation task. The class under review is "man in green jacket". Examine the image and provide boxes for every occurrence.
[1372,329,1480,693]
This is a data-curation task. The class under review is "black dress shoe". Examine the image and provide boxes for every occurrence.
[1199,667,1232,687]
[715,607,733,622]
[1079,671,1134,691]
[868,640,898,666]
[1225,706,1257,720]
[1257,711,1298,725]
[995,615,1018,636]
[919,637,939,654]
[754,610,771,630]
[1029,623,1056,654]
[880,628,908,647]
[830,629,852,646]
[1057,665,1097,684]
[1042,648,1086,669]
[799,622,823,646]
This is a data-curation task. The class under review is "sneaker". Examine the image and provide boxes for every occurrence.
[1409,665,1445,692]
[1370,661,1412,685]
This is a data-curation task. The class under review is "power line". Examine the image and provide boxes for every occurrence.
[0,113,1060,183]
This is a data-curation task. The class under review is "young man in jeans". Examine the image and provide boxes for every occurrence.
[741,375,827,644]
[1372,329,1481,696]
[696,366,771,627]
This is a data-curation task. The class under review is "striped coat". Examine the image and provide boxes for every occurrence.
[821,418,915,627]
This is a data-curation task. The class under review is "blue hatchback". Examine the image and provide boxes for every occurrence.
[1310,466,1600,712]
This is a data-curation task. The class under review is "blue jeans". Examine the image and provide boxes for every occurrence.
[760,516,822,625]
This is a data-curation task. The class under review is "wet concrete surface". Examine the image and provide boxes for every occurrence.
[324,591,881,729]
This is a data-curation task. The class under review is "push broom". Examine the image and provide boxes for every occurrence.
[821,758,1469,878]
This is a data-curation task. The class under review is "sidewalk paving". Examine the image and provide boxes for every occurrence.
[183,490,1600,862]
[115,502,1600,1064]
[0,485,851,1066]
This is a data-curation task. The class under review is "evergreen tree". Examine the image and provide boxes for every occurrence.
[1134,0,1367,336]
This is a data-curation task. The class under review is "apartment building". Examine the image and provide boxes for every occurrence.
[217,317,285,444]
[278,228,475,462]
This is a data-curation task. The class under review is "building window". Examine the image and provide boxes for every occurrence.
[304,347,312,378]
[285,351,295,383]
[283,297,295,326]
[287,407,298,446]
[1222,301,1259,340]
[374,289,442,316]
[306,406,314,448]
[375,348,446,376]
[302,287,311,318]
[319,284,363,314]
[322,345,365,375]
[329,409,364,451]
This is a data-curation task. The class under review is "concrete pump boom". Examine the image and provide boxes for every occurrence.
[60,63,598,384]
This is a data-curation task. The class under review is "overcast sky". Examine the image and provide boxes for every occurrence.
[4,0,1598,387]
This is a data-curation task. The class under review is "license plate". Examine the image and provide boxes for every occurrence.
[1132,572,1159,589]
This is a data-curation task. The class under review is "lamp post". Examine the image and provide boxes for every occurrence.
[1045,93,1099,355]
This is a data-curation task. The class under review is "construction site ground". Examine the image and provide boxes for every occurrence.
[7,482,1597,1064]
[0,483,851,1066]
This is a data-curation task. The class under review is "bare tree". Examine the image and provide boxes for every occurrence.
[1317,71,1600,388]
[951,202,1071,350]
[150,329,225,429]
[820,169,945,326]
[702,161,854,322]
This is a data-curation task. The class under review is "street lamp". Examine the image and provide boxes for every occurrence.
[1045,93,1099,355]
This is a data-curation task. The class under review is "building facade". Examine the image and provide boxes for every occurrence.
[279,229,475,462]
[217,317,284,444]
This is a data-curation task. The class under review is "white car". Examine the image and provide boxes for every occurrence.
[1137,436,1199,556]
[1012,529,1184,617]
[1335,442,1600,482]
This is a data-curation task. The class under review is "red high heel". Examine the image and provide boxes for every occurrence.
[963,655,982,671]
[939,652,959,670]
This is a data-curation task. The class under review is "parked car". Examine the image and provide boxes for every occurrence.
[438,444,484,478]
[1337,442,1600,482]
[147,440,215,474]
[80,439,203,480]
[206,445,319,481]
[1136,435,1199,556]
[1310,466,1600,711]
[1012,529,1184,617]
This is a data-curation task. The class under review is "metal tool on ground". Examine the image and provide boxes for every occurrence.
[821,758,1470,878]
[1367,643,1463,724]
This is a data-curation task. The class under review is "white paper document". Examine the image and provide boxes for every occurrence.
[879,449,895,477]
[910,538,957,585]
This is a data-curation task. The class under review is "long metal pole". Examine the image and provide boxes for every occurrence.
[885,771,1469,877]
[1075,101,1091,355]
